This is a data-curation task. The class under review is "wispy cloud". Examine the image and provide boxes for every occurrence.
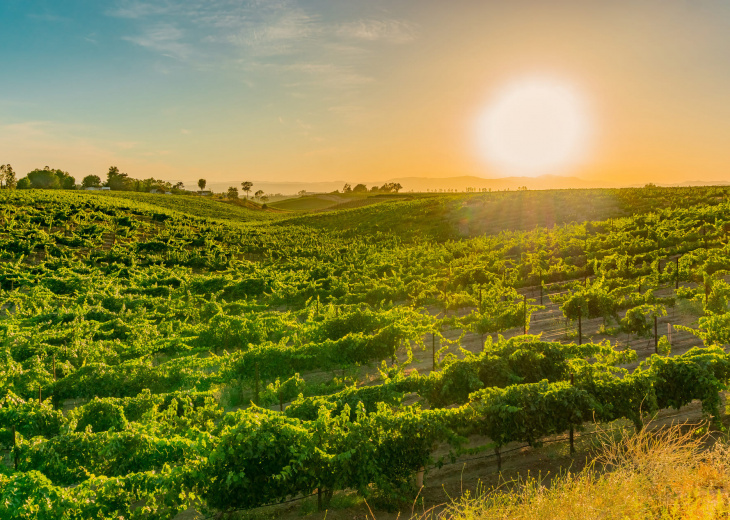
[336,19,418,44]
[201,5,320,57]
[122,23,193,60]
[110,0,418,60]
[108,1,170,19]
[108,0,419,110]
[281,63,374,89]
[252,11,316,44]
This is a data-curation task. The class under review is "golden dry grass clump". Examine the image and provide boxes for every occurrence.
[444,424,730,520]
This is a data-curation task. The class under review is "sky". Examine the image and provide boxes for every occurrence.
[2,0,730,189]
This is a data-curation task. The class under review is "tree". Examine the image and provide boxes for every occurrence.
[82,175,101,188]
[353,183,367,193]
[27,167,63,189]
[342,183,352,193]
[173,181,185,190]
[28,168,60,189]
[60,174,75,189]
[227,186,239,200]
[254,190,264,199]
[298,190,307,196]
[241,181,253,199]
[379,182,403,193]
[16,177,31,189]
[198,179,207,192]
[0,164,17,189]
[152,182,169,193]
[106,166,129,191]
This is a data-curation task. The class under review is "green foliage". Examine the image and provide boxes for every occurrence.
[2,186,730,516]
[71,398,128,433]
[204,409,316,510]
[0,164,17,189]
[679,312,730,347]
[470,380,593,447]
[81,175,101,189]
[657,335,671,356]
[26,167,75,190]
[17,429,195,485]
[705,278,730,314]
[558,281,618,323]
[0,395,64,447]
[621,303,666,338]
[648,347,730,421]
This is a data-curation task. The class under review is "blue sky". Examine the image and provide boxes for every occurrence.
[1,0,426,183]
[2,1,730,187]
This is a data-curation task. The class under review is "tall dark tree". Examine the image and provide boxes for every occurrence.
[241,181,253,199]
[106,166,129,191]
[198,179,207,192]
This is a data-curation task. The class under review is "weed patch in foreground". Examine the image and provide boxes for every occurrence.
[441,424,730,520]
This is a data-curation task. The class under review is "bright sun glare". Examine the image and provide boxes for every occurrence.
[476,77,591,177]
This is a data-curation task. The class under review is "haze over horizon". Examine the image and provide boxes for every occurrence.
[2,1,730,188]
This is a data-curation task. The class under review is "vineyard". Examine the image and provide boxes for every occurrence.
[2,186,730,519]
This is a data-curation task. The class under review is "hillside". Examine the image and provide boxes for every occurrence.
[268,193,409,212]
[2,186,730,519]
[92,190,280,222]
[268,194,349,211]
[279,186,730,241]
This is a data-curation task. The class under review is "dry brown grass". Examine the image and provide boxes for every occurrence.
[438,424,730,520]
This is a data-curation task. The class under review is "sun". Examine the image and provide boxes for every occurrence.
[476,77,592,177]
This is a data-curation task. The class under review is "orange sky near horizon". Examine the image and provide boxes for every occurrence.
[2,1,730,188]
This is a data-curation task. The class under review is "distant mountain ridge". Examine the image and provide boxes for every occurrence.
[186,175,730,196]
[383,175,607,191]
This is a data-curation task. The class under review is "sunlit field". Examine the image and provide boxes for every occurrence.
[2,186,730,518]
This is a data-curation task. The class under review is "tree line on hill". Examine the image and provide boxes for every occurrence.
[0,164,182,193]
[0,165,250,199]
[1,162,401,200]
[340,182,403,194]
[195,179,267,203]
